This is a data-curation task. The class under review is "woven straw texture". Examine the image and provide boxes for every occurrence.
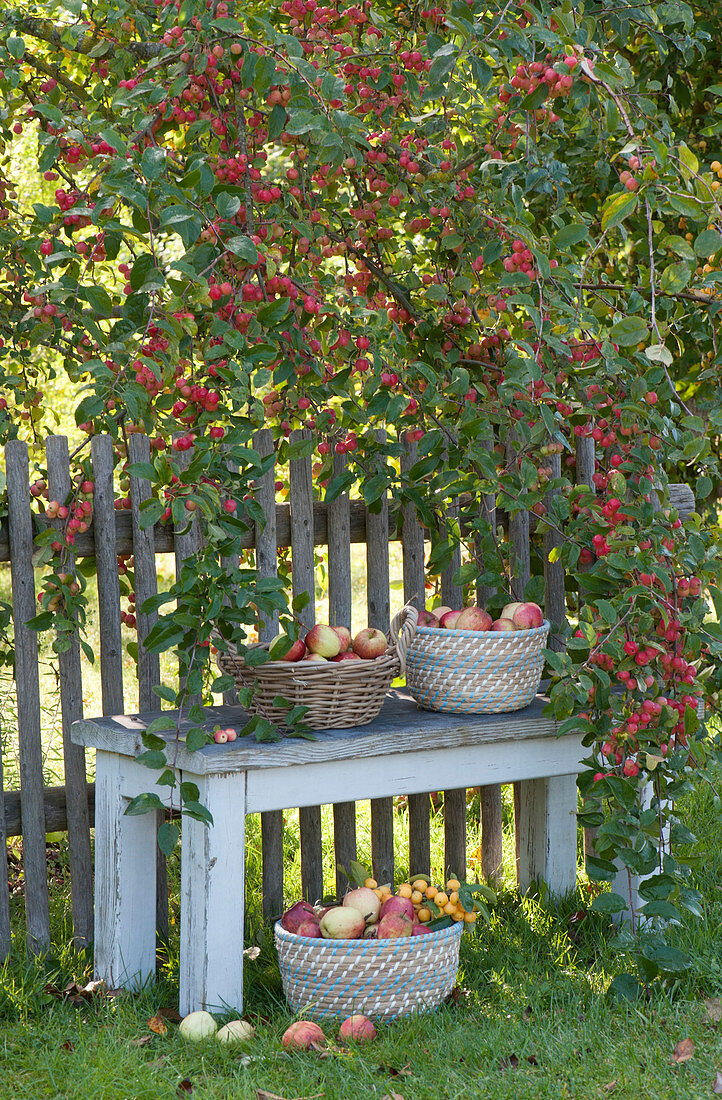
[406,620,550,714]
[275,921,462,1019]
[217,606,417,731]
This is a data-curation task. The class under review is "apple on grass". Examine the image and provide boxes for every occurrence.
[305,624,341,658]
[352,627,387,659]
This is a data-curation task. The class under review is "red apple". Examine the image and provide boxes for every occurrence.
[433,605,452,619]
[411,922,434,935]
[352,627,387,659]
[455,606,492,631]
[305,624,341,658]
[332,625,352,652]
[439,610,462,629]
[281,900,318,933]
[418,609,440,627]
[303,652,327,662]
[282,1021,325,1050]
[339,1015,377,1043]
[379,895,414,921]
[376,913,413,938]
[511,602,544,629]
[500,602,523,621]
[270,634,306,662]
[331,651,362,662]
[490,617,516,632]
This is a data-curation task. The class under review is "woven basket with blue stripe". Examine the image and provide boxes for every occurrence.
[275,920,462,1019]
[406,620,550,714]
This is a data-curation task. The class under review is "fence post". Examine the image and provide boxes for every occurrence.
[289,429,323,902]
[6,439,50,953]
[254,428,284,919]
[46,435,93,947]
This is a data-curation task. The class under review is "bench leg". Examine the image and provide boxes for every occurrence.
[517,774,578,896]
[180,771,245,1015]
[94,751,157,990]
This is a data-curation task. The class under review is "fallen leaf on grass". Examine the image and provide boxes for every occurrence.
[602,1082,617,1094]
[380,1094,405,1100]
[176,1080,193,1095]
[500,1055,519,1070]
[148,1015,168,1036]
[713,1070,722,1093]
[445,985,470,1006]
[523,1005,532,1020]
[129,1035,152,1047]
[244,946,261,960]
[673,1038,695,1063]
[60,1040,74,1052]
[158,1007,183,1022]
[256,1092,289,1100]
[44,979,106,1006]
[377,1064,412,1079]
[704,999,722,1024]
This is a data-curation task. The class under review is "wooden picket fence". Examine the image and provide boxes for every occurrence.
[0,431,694,957]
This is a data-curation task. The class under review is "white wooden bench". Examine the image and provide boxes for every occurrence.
[72,691,583,1014]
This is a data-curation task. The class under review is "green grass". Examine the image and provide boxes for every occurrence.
[0,776,720,1099]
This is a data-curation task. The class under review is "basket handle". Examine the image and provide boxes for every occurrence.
[388,604,418,676]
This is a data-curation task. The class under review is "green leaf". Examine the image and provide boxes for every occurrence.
[590,891,628,914]
[645,344,673,366]
[135,749,168,770]
[157,821,180,857]
[554,222,589,248]
[659,261,691,294]
[7,37,25,59]
[185,727,210,752]
[141,146,166,180]
[225,235,258,264]
[609,316,649,346]
[125,792,165,816]
[139,498,165,529]
[601,191,638,231]
[677,142,699,180]
[694,228,722,256]
[182,800,214,826]
[609,973,644,1003]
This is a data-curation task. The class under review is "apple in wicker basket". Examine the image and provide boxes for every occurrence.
[500,601,544,629]
[331,651,362,662]
[417,609,440,627]
[439,610,462,629]
[343,886,381,925]
[280,900,318,933]
[332,625,352,652]
[305,624,342,658]
[270,634,306,662]
[352,627,387,659]
[455,607,492,631]
[490,617,515,632]
[319,906,365,939]
[377,913,413,938]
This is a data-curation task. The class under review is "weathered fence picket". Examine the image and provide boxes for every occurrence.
[0,725,10,960]
[46,435,93,947]
[7,440,51,953]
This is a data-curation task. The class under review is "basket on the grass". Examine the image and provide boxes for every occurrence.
[216,605,417,731]
[274,920,462,1019]
[406,620,550,715]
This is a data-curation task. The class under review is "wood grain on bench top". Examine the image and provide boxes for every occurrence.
[71,691,575,775]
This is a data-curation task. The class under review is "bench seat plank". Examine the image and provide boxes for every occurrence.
[72,691,565,774]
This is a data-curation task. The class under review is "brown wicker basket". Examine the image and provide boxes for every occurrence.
[275,920,462,1019]
[217,606,417,731]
